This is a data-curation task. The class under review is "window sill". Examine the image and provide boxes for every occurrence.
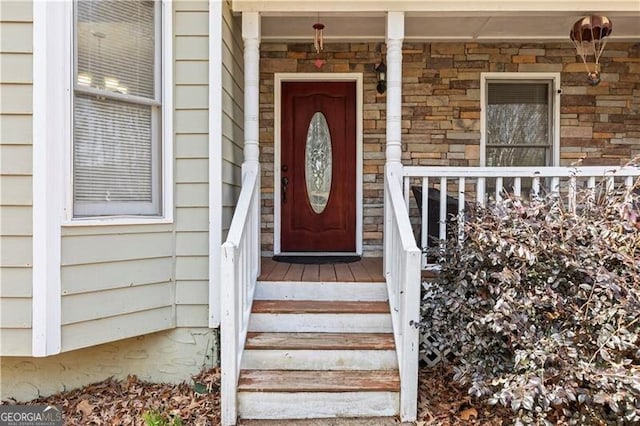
[62,216,173,227]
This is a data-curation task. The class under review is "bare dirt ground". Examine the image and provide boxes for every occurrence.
[3,366,512,425]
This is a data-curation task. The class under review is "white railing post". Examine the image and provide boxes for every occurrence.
[477,177,486,206]
[495,177,503,202]
[220,243,238,425]
[385,167,421,423]
[439,178,447,242]
[220,12,261,426]
[401,246,421,421]
[458,177,465,243]
[254,168,261,277]
[384,14,420,421]
[385,162,405,277]
[384,173,392,277]
[383,11,404,277]
[421,177,429,268]
[220,170,259,426]
[242,12,260,168]
[532,176,541,198]
[568,175,577,214]
[514,177,522,197]
[385,11,404,166]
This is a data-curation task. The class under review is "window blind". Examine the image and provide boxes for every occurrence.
[488,83,548,105]
[73,0,160,217]
[76,0,155,99]
[74,94,154,202]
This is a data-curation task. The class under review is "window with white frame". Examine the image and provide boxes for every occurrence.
[481,73,559,167]
[73,0,162,217]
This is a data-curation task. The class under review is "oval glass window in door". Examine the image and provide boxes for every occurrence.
[305,112,332,214]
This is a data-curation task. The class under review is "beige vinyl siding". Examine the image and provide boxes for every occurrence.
[60,307,174,351]
[0,329,32,355]
[0,0,33,355]
[221,0,244,239]
[56,0,215,351]
[59,226,174,352]
[174,0,210,327]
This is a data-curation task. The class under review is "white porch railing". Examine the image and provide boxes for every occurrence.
[403,165,640,269]
[221,163,261,426]
[384,165,422,422]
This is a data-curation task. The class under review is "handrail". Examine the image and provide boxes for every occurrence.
[403,165,640,178]
[384,165,422,422]
[403,165,640,268]
[221,163,261,426]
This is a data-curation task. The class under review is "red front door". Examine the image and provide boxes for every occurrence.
[280,81,356,252]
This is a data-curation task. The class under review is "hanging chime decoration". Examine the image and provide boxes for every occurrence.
[569,15,613,86]
[312,14,326,69]
[313,21,325,54]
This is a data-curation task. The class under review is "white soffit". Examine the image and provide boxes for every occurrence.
[468,14,640,41]
[260,13,640,42]
[261,16,385,41]
[233,1,640,13]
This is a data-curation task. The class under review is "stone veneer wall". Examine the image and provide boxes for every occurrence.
[259,42,640,256]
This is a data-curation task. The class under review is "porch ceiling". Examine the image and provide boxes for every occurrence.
[259,12,640,42]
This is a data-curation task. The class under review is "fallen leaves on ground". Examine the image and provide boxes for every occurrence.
[459,407,478,421]
[9,365,514,425]
[16,368,221,426]
[416,365,511,425]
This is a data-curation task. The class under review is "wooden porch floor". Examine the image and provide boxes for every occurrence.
[259,257,384,282]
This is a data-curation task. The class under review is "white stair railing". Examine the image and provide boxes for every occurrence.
[221,163,261,426]
[384,165,422,422]
[403,165,640,269]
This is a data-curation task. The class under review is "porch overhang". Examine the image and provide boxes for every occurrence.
[232,0,640,13]
[232,1,640,42]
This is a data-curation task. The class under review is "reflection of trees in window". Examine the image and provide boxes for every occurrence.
[486,83,551,167]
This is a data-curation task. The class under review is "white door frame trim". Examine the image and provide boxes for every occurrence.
[273,73,363,256]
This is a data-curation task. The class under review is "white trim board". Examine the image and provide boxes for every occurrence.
[208,0,223,328]
[273,73,364,256]
[480,72,561,167]
[31,0,69,357]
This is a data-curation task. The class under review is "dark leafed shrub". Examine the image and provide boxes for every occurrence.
[419,172,640,424]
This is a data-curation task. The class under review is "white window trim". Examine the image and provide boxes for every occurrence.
[480,72,561,167]
[63,0,173,226]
